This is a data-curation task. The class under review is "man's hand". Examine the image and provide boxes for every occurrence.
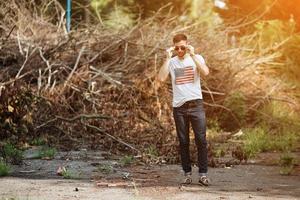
[187,45,195,56]
[166,47,174,59]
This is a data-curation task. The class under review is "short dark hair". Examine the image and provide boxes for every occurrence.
[173,33,187,43]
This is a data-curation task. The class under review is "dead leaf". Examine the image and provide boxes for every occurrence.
[8,105,14,112]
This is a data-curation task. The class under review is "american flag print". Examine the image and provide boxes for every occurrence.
[174,66,194,85]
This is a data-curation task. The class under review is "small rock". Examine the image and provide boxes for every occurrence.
[57,166,66,176]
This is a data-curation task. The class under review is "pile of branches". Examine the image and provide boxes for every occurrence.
[0,1,189,162]
[1,0,298,163]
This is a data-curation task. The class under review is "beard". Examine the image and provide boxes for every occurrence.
[177,51,186,58]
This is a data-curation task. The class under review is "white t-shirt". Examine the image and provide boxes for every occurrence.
[168,54,205,107]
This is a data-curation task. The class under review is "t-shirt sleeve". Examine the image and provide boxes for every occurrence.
[195,54,206,65]
[168,60,173,73]
[168,60,175,79]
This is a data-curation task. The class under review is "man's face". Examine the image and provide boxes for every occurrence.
[174,40,187,58]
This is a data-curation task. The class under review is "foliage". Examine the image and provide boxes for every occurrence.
[279,152,295,167]
[104,4,135,30]
[38,146,57,159]
[120,155,134,166]
[207,118,221,133]
[206,119,223,142]
[30,138,46,146]
[212,147,226,158]
[254,20,296,49]
[91,0,114,11]
[281,35,300,88]
[215,0,300,32]
[241,19,300,95]
[62,171,72,179]
[0,160,10,177]
[257,101,300,132]
[279,152,296,175]
[220,91,247,131]
[144,145,159,158]
[97,163,114,174]
[61,168,75,179]
[2,143,23,165]
[241,127,299,158]
[90,0,136,29]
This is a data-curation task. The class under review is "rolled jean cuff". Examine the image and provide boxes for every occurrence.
[184,171,192,176]
[199,172,208,177]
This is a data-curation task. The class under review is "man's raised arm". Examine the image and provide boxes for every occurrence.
[187,45,209,76]
[157,47,174,82]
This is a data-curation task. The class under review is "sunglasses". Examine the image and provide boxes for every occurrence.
[174,46,186,51]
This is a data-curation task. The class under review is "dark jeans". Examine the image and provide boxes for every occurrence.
[173,99,208,174]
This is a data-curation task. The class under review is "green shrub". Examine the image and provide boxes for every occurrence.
[279,152,294,167]
[3,143,23,164]
[282,35,300,87]
[144,145,159,158]
[120,155,134,166]
[97,164,114,174]
[241,127,299,158]
[221,91,247,131]
[91,1,135,30]
[241,127,269,158]
[258,101,300,132]
[207,118,221,132]
[38,147,57,159]
[104,5,135,30]
[0,161,10,176]
[62,168,75,179]
[213,147,226,158]
[279,152,296,175]
[30,138,46,146]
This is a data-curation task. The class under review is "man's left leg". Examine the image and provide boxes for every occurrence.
[189,101,209,185]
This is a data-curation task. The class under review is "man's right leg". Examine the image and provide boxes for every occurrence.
[173,107,191,174]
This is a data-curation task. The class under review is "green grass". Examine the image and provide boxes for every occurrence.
[58,167,79,179]
[213,147,226,158]
[3,143,23,164]
[206,119,223,142]
[38,147,57,159]
[120,155,134,166]
[279,152,295,166]
[97,164,114,174]
[144,145,159,158]
[0,161,10,176]
[207,118,222,133]
[30,138,46,146]
[279,152,296,175]
[255,101,300,137]
[221,91,247,130]
[241,127,299,158]
[61,168,74,179]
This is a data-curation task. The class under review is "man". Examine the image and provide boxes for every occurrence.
[157,33,210,186]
